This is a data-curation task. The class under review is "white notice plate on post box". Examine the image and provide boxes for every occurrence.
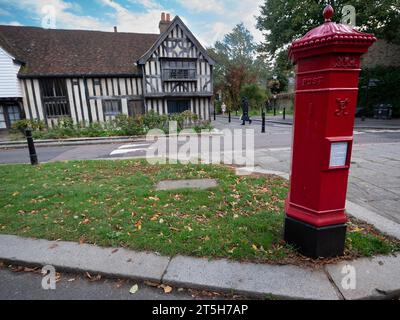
[330,142,348,167]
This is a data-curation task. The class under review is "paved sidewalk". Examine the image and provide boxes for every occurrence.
[1,234,399,300]
[255,142,400,225]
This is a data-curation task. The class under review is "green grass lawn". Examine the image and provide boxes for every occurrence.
[0,160,398,264]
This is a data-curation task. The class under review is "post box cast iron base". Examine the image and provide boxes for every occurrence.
[284,217,346,258]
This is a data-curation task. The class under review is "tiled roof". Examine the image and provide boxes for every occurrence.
[0,25,160,77]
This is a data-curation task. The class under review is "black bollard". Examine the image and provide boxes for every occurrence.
[261,110,266,133]
[25,128,38,165]
[228,110,231,123]
[273,107,276,116]
[283,107,286,120]
[213,108,216,121]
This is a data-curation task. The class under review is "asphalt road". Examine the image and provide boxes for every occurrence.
[0,265,229,300]
[1,119,400,164]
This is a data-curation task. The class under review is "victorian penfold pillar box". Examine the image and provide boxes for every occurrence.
[284,5,376,258]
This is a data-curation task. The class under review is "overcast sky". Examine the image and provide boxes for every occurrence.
[0,0,265,47]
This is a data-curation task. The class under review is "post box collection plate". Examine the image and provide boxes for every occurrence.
[283,5,376,258]
[330,142,348,167]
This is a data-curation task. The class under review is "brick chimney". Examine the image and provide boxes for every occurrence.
[114,26,118,33]
[159,12,171,34]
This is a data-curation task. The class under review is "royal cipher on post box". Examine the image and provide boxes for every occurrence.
[284,5,376,258]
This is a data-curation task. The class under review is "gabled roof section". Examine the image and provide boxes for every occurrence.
[0,25,159,77]
[138,16,215,65]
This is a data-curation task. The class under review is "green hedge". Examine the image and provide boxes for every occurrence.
[358,66,400,118]
[12,111,212,140]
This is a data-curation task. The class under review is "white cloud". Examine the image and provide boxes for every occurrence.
[187,0,264,46]
[128,0,162,10]
[99,0,171,33]
[0,8,10,16]
[2,0,109,30]
[4,21,23,26]
[196,21,231,46]
[177,0,224,13]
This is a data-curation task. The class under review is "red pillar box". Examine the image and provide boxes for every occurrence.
[284,5,376,258]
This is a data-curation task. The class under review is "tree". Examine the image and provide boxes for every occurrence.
[208,23,271,111]
[240,84,267,110]
[256,0,400,55]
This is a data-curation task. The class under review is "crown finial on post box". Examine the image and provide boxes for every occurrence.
[323,4,334,22]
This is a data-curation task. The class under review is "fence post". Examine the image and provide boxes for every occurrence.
[25,128,38,165]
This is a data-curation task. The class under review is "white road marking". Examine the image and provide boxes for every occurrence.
[118,143,151,149]
[363,129,400,133]
[110,148,148,156]
[267,147,291,152]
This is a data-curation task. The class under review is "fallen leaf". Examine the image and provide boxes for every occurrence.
[85,272,101,282]
[111,249,119,254]
[134,220,142,231]
[160,284,173,294]
[67,278,76,282]
[252,244,258,251]
[129,284,139,294]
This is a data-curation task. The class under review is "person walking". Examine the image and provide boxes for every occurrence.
[241,97,252,125]
[221,102,226,115]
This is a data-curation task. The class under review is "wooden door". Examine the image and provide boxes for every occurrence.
[128,100,145,116]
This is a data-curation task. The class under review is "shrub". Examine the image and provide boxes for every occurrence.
[143,110,168,131]
[113,114,144,136]
[12,119,46,133]
[240,84,268,111]
[25,110,212,139]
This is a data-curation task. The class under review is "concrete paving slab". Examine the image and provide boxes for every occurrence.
[325,254,400,300]
[163,255,340,300]
[236,166,289,180]
[0,234,170,282]
[156,179,218,191]
[346,200,400,239]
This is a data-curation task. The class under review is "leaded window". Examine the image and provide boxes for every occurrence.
[162,60,196,81]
